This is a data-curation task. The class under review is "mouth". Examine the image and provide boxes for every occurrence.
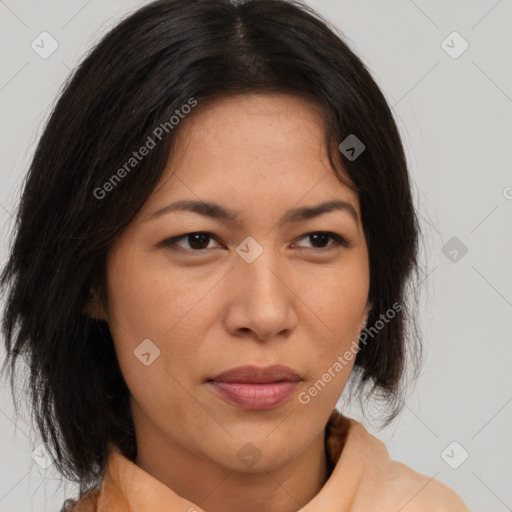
[206,365,302,410]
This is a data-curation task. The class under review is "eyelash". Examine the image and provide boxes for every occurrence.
[161,231,351,253]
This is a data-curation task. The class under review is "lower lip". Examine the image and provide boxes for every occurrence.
[208,381,299,410]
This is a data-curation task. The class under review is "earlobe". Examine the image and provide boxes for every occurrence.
[361,301,371,331]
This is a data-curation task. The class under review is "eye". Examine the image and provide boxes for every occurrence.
[293,231,349,250]
[162,232,223,251]
[160,231,350,253]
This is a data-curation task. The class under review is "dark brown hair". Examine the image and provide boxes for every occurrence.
[1,0,421,493]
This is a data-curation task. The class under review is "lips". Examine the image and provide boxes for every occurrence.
[210,364,302,384]
[207,365,302,410]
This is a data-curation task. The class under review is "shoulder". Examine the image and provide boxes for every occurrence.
[382,459,470,511]
[346,419,470,511]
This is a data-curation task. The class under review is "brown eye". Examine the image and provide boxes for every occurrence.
[308,233,331,248]
[162,232,222,251]
[293,232,349,250]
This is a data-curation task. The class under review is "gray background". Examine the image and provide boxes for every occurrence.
[0,1,511,510]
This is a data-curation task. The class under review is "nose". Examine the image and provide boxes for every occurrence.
[222,245,298,342]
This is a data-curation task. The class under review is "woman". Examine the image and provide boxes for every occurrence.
[1,0,470,510]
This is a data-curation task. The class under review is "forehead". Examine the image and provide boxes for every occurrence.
[172,93,328,161]
[141,93,359,219]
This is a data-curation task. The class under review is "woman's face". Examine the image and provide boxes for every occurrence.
[101,93,370,472]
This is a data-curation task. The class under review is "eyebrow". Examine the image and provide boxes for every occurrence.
[145,198,359,225]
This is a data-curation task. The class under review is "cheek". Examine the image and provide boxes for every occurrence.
[298,258,369,398]
[106,242,204,337]
[103,247,207,423]
[104,244,218,380]
[302,259,369,339]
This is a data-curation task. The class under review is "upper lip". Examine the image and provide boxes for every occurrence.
[209,365,302,384]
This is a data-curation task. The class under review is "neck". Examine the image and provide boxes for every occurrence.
[134,421,329,512]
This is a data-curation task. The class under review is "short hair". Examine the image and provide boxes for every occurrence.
[1,0,421,491]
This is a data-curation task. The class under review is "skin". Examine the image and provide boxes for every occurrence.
[92,93,371,512]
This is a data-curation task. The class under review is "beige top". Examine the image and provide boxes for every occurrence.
[64,409,470,511]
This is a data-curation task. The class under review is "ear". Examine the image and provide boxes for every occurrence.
[83,287,108,321]
[361,300,372,331]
